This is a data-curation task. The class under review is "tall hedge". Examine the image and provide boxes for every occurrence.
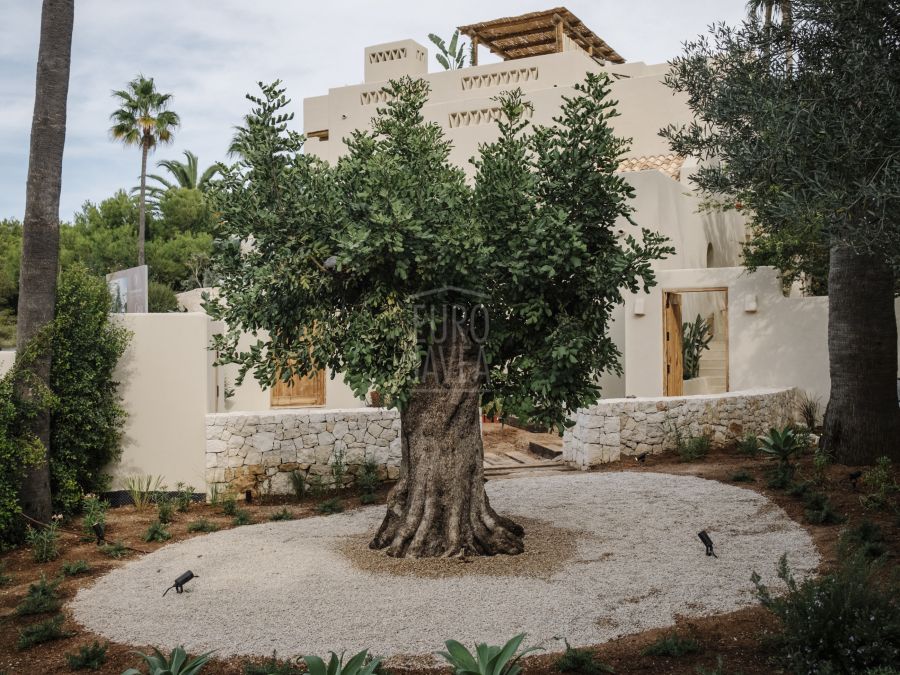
[49,264,129,513]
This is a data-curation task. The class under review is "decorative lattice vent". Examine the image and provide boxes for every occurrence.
[460,67,539,90]
[618,154,686,181]
[448,105,532,128]
[368,48,407,64]
[360,89,393,106]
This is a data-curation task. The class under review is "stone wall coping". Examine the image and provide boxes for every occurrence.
[585,387,792,408]
[206,407,393,421]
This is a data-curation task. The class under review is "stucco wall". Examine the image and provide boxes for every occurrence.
[206,408,401,496]
[0,351,14,377]
[563,387,797,468]
[624,266,900,404]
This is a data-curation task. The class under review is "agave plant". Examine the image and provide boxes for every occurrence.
[301,649,381,675]
[438,634,540,675]
[760,426,806,467]
[122,646,213,675]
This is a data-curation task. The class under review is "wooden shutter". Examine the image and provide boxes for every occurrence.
[270,369,326,407]
[664,292,684,396]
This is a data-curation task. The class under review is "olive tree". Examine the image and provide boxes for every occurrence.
[209,77,670,557]
[662,0,900,464]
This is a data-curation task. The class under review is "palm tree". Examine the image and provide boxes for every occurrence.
[137,150,221,206]
[747,1,794,67]
[16,0,74,524]
[109,76,180,266]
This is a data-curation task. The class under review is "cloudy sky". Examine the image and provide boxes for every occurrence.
[1,1,749,222]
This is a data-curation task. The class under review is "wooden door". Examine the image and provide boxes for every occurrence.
[271,369,325,407]
[664,292,684,396]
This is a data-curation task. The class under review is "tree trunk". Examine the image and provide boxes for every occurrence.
[16,0,74,524]
[370,325,524,558]
[137,140,148,267]
[821,243,900,465]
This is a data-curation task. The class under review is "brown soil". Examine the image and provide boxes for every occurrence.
[1,432,897,675]
[339,516,585,580]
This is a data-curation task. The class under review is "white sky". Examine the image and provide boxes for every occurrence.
[0,1,750,222]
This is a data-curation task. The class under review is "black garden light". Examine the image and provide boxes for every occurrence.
[163,570,197,596]
[848,470,862,489]
[698,530,718,558]
[245,490,253,504]
[91,522,105,545]
[635,452,648,463]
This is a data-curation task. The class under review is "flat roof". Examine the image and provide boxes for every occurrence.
[458,7,625,64]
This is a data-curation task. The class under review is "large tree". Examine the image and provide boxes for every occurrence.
[109,76,179,267]
[16,0,74,524]
[663,0,900,464]
[209,78,670,557]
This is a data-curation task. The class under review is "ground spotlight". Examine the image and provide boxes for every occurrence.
[698,530,717,558]
[91,522,105,545]
[163,570,197,596]
[635,452,648,463]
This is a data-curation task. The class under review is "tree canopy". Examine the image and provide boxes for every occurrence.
[208,77,672,430]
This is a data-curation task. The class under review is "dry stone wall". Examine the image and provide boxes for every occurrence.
[563,388,796,469]
[206,408,401,496]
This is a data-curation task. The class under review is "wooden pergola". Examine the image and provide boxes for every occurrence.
[458,7,625,66]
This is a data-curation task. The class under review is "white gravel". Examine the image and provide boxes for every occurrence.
[71,472,819,661]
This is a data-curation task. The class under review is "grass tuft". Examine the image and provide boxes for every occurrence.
[641,633,701,657]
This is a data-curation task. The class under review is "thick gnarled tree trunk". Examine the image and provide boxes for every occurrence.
[370,325,524,558]
[16,0,74,524]
[821,244,900,465]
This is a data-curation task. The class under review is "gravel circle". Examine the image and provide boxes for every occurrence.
[71,472,819,662]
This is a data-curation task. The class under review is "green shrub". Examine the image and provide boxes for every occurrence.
[288,471,306,502]
[803,491,844,525]
[17,613,73,650]
[148,281,180,313]
[641,633,700,657]
[308,474,326,499]
[144,520,172,542]
[221,495,238,517]
[315,498,343,515]
[677,434,710,462]
[99,540,128,558]
[300,651,381,675]
[331,449,347,489]
[61,559,90,576]
[15,573,61,615]
[765,463,795,490]
[50,265,130,514]
[26,521,61,562]
[860,457,898,511]
[244,652,304,675]
[438,634,539,675]
[357,456,380,499]
[269,508,294,522]
[736,434,760,457]
[175,482,195,512]
[797,391,821,430]
[729,470,754,483]
[232,508,252,526]
[125,474,165,510]
[840,520,888,560]
[187,519,220,533]
[752,553,900,673]
[0,339,55,546]
[156,495,175,524]
[66,640,108,670]
[760,426,806,472]
[80,494,108,541]
[553,639,613,674]
[122,646,214,675]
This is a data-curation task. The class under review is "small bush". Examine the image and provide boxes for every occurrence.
[760,426,806,471]
[554,639,613,674]
[125,474,164,510]
[765,464,795,490]
[797,391,821,430]
[66,640,108,670]
[244,652,304,675]
[331,449,347,490]
[187,519,220,533]
[730,470,754,483]
[736,434,760,457]
[315,498,343,515]
[156,495,175,524]
[860,457,898,511]
[62,559,91,576]
[752,553,900,673]
[232,508,252,526]
[308,474,326,499]
[99,540,128,558]
[80,494,108,541]
[144,520,172,543]
[438,634,537,675]
[16,573,61,615]
[269,508,294,522]
[175,482,195,513]
[803,491,844,525]
[26,520,62,562]
[641,633,701,657]
[17,613,73,650]
[148,281,180,313]
[356,456,380,499]
[221,495,238,517]
[840,520,888,560]
[674,428,710,462]
[289,471,306,502]
[360,493,377,505]
[124,645,214,674]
